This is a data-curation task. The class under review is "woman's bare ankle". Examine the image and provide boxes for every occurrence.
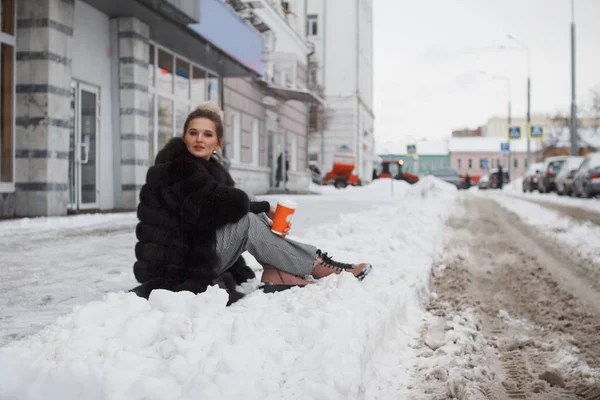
[261,265,312,285]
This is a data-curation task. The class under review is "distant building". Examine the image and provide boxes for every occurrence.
[542,127,600,158]
[452,127,483,137]
[378,140,449,175]
[448,137,543,180]
[306,0,375,183]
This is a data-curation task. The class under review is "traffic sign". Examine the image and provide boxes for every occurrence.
[530,125,544,139]
[500,142,510,153]
[508,126,521,140]
[407,144,417,155]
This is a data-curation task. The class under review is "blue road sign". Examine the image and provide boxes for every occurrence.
[508,126,521,140]
[480,158,488,170]
[501,142,510,152]
[407,144,417,154]
[530,125,544,139]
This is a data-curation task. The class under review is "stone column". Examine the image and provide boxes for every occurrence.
[117,17,150,209]
[14,0,74,216]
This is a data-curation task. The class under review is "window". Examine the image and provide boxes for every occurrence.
[207,74,219,105]
[251,119,259,166]
[231,112,241,162]
[0,0,15,184]
[468,159,472,169]
[457,159,462,169]
[174,58,190,99]
[524,158,529,169]
[148,43,220,159]
[157,49,173,93]
[307,14,318,36]
[191,67,205,105]
[514,158,518,169]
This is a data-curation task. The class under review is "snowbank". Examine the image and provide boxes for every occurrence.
[312,178,412,199]
[0,181,458,400]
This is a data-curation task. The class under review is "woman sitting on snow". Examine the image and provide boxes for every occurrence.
[131,102,372,305]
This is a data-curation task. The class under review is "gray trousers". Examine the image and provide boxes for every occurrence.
[215,212,317,277]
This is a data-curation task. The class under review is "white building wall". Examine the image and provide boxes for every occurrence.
[72,0,114,210]
[306,0,375,183]
[485,116,550,138]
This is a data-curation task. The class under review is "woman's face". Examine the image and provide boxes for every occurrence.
[183,118,221,160]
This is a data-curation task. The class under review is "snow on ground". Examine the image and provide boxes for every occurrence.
[502,177,600,213]
[0,178,457,400]
[479,192,600,265]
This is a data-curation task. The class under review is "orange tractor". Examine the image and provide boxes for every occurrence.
[375,159,419,184]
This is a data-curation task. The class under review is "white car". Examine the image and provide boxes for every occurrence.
[555,156,585,195]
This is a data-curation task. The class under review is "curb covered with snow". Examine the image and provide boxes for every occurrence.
[0,177,458,400]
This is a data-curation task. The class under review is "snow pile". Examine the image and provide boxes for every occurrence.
[406,175,458,200]
[490,196,600,264]
[0,184,458,400]
[313,178,411,199]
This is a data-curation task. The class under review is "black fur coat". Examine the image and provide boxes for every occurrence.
[130,138,255,305]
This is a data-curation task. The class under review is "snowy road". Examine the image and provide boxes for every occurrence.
[410,196,600,399]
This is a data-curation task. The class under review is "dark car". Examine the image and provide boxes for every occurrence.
[572,152,600,198]
[488,169,510,189]
[430,168,462,188]
[522,162,543,192]
[538,156,569,193]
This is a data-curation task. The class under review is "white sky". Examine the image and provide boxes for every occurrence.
[373,0,600,148]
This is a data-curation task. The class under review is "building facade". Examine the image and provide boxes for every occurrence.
[378,139,450,175]
[448,137,543,180]
[0,0,266,218]
[305,0,375,183]
[222,0,321,194]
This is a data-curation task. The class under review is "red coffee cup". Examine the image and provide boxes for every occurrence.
[271,199,297,236]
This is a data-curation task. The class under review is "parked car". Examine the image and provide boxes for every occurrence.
[308,161,322,185]
[478,174,490,190]
[538,156,569,193]
[430,168,462,188]
[572,152,600,198]
[555,156,585,196]
[488,168,510,189]
[522,162,543,192]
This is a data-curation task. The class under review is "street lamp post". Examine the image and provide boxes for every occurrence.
[570,0,578,155]
[507,35,531,168]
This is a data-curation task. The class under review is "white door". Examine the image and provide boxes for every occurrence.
[69,82,100,210]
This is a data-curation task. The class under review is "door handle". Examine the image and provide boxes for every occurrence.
[80,137,90,164]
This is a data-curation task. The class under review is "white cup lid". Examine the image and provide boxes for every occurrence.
[277,198,298,209]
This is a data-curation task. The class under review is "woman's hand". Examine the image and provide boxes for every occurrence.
[266,204,276,220]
